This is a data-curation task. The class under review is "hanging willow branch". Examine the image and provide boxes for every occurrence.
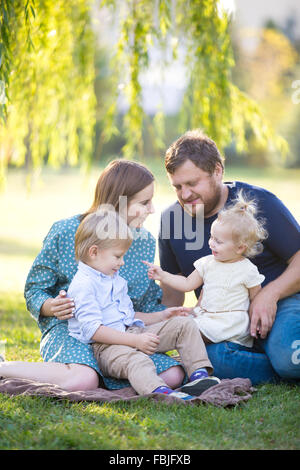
[0,0,288,187]
[0,0,96,187]
[101,0,288,158]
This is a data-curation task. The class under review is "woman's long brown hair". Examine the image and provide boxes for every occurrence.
[82,160,154,219]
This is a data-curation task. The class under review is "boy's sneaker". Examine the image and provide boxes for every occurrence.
[180,376,221,396]
[169,391,195,401]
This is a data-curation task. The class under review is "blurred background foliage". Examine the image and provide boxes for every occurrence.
[0,0,300,187]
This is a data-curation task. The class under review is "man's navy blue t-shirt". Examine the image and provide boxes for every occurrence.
[158,181,300,299]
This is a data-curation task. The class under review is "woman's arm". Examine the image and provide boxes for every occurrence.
[40,291,75,320]
[135,306,190,325]
[24,222,76,321]
[161,282,185,307]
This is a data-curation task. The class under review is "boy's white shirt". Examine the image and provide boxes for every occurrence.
[67,261,144,344]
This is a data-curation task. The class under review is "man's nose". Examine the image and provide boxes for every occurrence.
[181,186,192,201]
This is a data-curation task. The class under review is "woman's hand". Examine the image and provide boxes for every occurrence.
[161,306,192,321]
[41,290,75,320]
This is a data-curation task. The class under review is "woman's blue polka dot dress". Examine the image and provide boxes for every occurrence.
[24,215,180,389]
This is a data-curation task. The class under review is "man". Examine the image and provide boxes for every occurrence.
[158,129,300,384]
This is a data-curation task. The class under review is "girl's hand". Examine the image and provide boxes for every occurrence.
[50,290,75,320]
[134,332,160,355]
[142,260,165,281]
[161,306,192,320]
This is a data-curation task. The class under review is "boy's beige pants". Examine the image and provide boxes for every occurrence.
[93,316,213,395]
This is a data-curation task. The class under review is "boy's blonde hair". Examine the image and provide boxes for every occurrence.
[217,191,268,258]
[75,209,133,262]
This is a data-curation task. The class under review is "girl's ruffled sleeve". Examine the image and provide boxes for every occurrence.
[244,262,265,289]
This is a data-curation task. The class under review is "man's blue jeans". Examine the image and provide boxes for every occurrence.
[206,293,300,385]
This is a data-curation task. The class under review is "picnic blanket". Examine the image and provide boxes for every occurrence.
[0,377,256,407]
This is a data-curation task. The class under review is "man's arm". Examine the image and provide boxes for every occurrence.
[250,250,300,338]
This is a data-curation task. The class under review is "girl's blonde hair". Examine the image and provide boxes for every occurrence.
[217,190,268,258]
[75,209,133,262]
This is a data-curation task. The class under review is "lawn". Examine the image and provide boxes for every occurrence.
[0,163,300,450]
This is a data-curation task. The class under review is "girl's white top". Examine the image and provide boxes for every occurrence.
[193,255,265,347]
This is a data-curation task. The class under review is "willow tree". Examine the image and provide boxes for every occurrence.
[0,0,287,186]
[101,0,288,158]
[0,0,96,187]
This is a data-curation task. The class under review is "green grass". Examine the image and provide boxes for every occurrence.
[0,165,300,450]
[1,292,299,450]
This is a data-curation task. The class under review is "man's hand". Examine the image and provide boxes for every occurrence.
[134,332,160,355]
[249,287,278,339]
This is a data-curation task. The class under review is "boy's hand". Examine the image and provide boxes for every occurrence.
[161,306,192,320]
[142,260,165,281]
[134,332,160,355]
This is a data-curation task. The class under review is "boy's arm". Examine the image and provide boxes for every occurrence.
[92,325,138,347]
[92,325,160,355]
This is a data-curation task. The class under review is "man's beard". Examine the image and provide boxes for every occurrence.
[180,182,222,218]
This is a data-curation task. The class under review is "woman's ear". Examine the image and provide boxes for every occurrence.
[88,245,99,258]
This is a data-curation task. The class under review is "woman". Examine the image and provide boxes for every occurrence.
[0,160,185,391]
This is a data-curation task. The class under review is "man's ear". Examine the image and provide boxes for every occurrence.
[214,162,224,179]
[88,245,99,258]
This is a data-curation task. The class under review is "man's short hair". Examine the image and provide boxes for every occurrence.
[165,129,224,175]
